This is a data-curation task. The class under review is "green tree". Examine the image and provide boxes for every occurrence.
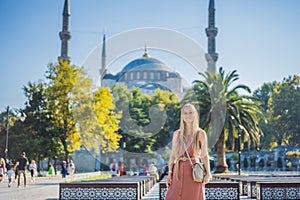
[150,89,180,151]
[189,67,264,173]
[268,75,300,146]
[253,83,276,150]
[22,81,63,163]
[112,85,156,153]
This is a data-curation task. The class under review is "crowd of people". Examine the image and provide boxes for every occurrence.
[0,152,76,188]
[109,154,170,182]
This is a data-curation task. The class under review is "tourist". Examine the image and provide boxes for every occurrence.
[139,163,148,176]
[14,152,29,188]
[165,103,212,200]
[48,163,54,177]
[6,163,14,187]
[160,163,169,181]
[29,160,37,182]
[61,161,67,178]
[68,160,75,176]
[110,159,118,177]
[148,162,158,179]
[119,162,125,176]
[156,154,164,179]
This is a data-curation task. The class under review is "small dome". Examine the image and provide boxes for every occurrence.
[102,74,115,79]
[139,83,172,91]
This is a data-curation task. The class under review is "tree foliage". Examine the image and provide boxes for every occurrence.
[45,60,121,160]
[188,67,264,173]
[93,88,121,152]
[254,75,300,148]
[112,85,180,154]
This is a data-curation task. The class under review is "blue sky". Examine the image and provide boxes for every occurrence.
[0,0,299,111]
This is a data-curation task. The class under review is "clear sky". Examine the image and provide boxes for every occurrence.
[0,0,299,111]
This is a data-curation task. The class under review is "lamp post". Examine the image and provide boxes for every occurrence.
[5,106,9,161]
[236,124,241,175]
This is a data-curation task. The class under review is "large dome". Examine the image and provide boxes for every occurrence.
[121,55,173,73]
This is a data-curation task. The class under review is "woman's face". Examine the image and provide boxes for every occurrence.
[182,106,195,123]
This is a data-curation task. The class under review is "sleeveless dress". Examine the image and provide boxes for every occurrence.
[165,144,205,200]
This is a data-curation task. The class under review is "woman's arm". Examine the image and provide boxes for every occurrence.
[166,130,179,188]
[168,130,179,171]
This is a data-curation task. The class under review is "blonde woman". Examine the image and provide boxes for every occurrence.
[29,160,37,182]
[165,103,212,200]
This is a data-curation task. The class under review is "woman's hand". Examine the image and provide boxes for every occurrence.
[203,172,212,185]
[166,173,172,189]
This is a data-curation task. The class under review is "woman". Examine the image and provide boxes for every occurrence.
[165,103,212,200]
[29,160,37,182]
[68,160,75,176]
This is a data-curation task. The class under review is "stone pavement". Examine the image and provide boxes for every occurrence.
[0,172,100,200]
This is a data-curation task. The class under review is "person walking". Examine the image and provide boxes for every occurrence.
[14,152,29,188]
[110,159,119,177]
[48,163,54,177]
[29,160,37,182]
[0,158,6,182]
[119,162,125,176]
[68,160,75,176]
[61,161,67,178]
[148,162,158,179]
[6,163,14,187]
[156,154,164,179]
[165,103,212,200]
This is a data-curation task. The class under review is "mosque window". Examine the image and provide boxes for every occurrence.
[150,72,154,80]
[130,72,134,80]
[137,71,140,80]
[157,72,161,80]
[161,72,166,80]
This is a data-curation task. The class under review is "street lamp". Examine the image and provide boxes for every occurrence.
[236,124,242,175]
[5,106,9,161]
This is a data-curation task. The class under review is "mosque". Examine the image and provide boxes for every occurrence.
[57,0,218,172]
[101,45,188,97]
[58,0,218,99]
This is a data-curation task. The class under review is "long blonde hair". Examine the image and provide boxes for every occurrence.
[174,103,200,159]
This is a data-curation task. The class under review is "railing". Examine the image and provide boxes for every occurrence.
[159,178,240,200]
[59,175,156,200]
[214,174,300,200]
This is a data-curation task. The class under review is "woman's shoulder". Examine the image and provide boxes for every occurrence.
[173,129,181,136]
[196,128,207,138]
[172,129,180,139]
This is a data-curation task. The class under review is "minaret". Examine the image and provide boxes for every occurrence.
[100,34,107,78]
[205,0,218,72]
[58,0,71,62]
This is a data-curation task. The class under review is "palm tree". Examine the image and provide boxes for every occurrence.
[184,67,264,173]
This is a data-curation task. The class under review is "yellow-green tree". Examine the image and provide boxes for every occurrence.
[46,60,121,161]
[93,87,121,152]
[46,60,82,161]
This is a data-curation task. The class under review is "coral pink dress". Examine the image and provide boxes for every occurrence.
[165,144,205,200]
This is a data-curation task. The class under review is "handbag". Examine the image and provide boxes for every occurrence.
[183,141,206,183]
